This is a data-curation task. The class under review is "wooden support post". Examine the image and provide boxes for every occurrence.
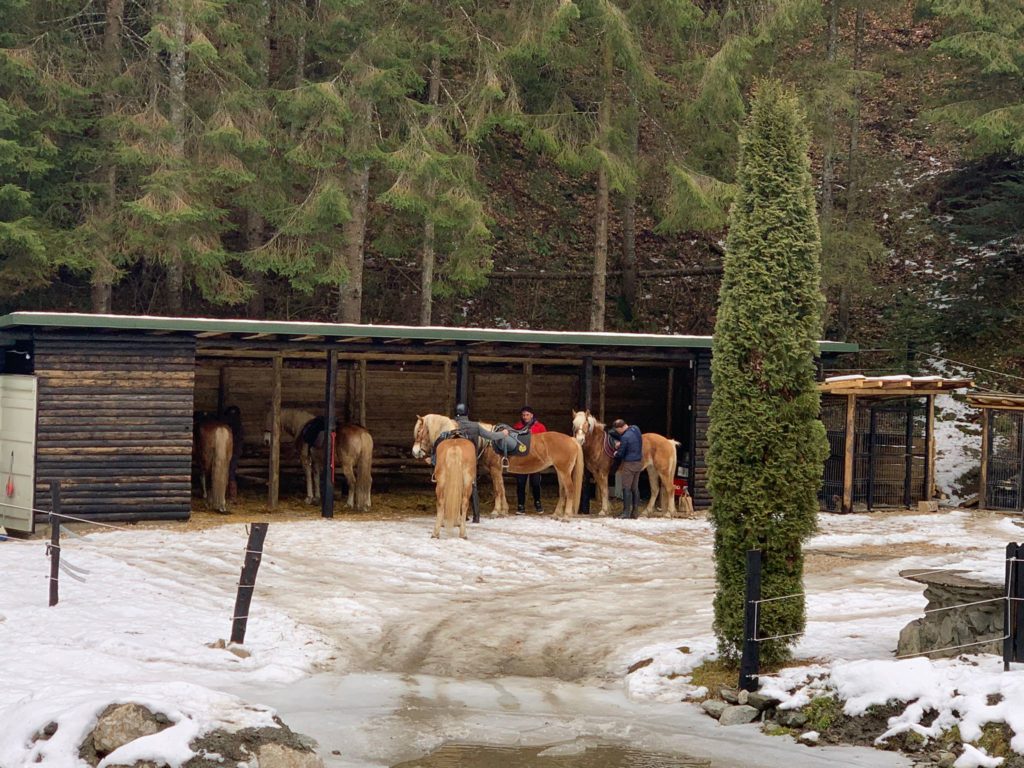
[739,549,762,691]
[842,394,856,514]
[980,408,990,510]
[443,360,453,415]
[581,357,593,411]
[322,349,338,519]
[926,395,936,502]
[230,522,269,645]
[217,366,228,414]
[666,368,674,436]
[598,364,606,421]
[48,480,61,607]
[456,351,469,409]
[268,356,282,509]
[358,359,367,426]
[523,362,533,407]
[345,364,356,423]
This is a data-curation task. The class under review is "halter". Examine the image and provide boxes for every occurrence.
[413,419,433,458]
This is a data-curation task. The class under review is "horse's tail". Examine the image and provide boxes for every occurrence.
[571,439,584,515]
[443,446,465,533]
[210,425,232,513]
[357,429,374,510]
[666,441,679,516]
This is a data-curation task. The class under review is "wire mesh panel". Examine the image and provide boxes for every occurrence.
[819,396,846,511]
[853,397,928,509]
[986,410,1024,512]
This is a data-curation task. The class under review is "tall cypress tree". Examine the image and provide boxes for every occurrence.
[707,80,828,665]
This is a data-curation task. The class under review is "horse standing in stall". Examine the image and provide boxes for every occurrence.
[264,408,374,511]
[413,423,476,538]
[571,410,682,517]
[412,414,585,518]
[193,416,234,514]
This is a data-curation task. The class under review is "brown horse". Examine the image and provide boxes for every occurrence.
[264,408,374,511]
[413,428,476,539]
[571,410,681,517]
[194,418,233,514]
[412,414,585,518]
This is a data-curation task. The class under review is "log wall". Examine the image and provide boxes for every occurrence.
[33,333,196,520]
[693,350,712,509]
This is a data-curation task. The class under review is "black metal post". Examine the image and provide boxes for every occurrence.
[1018,416,1024,513]
[1014,542,1024,665]
[1005,542,1015,671]
[739,549,762,692]
[471,482,480,524]
[230,523,269,645]
[48,480,61,607]
[580,357,593,411]
[322,349,337,519]
[688,358,698,501]
[456,351,470,409]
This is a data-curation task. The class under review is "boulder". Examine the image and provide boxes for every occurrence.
[92,704,167,755]
[701,700,729,719]
[720,688,739,704]
[256,743,324,768]
[776,709,808,728]
[718,705,759,726]
[747,692,779,712]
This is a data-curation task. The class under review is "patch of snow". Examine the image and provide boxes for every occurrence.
[955,744,1004,768]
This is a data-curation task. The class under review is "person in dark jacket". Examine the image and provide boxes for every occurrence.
[512,405,546,514]
[454,404,517,452]
[610,418,643,519]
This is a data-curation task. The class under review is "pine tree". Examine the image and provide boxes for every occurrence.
[707,80,828,665]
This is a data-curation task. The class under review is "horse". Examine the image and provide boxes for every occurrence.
[194,417,233,514]
[571,410,682,517]
[413,427,476,539]
[263,408,374,510]
[412,414,585,518]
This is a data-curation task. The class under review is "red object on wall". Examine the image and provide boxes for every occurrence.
[673,477,688,498]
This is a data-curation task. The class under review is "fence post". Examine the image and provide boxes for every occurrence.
[739,549,762,692]
[1014,542,1024,666]
[1005,543,1015,671]
[48,481,61,607]
[230,523,269,645]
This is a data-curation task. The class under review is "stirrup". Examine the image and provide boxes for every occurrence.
[430,471,437,484]
[501,454,510,470]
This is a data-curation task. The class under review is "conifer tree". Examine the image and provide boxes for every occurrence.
[707,80,828,665]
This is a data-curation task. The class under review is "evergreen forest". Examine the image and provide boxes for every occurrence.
[1,0,1021,378]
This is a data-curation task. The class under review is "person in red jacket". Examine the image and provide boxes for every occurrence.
[513,405,546,514]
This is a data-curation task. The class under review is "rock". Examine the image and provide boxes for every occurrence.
[718,705,759,726]
[797,731,820,745]
[936,751,956,768]
[720,688,739,704]
[747,692,779,711]
[776,709,808,728]
[206,639,227,649]
[701,700,729,719]
[256,743,324,768]
[92,704,167,755]
[227,645,251,659]
[538,741,588,757]
[737,689,749,705]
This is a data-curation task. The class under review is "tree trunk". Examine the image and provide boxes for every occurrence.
[339,162,370,323]
[419,50,441,326]
[293,0,307,88]
[91,0,125,314]
[245,208,266,317]
[819,0,840,227]
[620,102,639,322]
[847,5,864,218]
[590,41,613,333]
[165,2,187,315]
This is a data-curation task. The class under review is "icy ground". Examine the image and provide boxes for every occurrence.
[2,509,1020,767]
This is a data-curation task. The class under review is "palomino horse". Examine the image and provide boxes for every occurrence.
[412,414,585,518]
[571,410,681,517]
[413,427,476,538]
[194,417,233,514]
[264,408,374,510]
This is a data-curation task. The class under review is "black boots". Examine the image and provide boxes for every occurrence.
[618,489,635,519]
[516,504,526,515]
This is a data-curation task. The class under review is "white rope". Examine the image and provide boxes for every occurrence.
[752,592,804,605]
[895,634,1010,660]
[923,596,1006,614]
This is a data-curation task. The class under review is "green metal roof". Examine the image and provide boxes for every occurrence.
[0,312,859,353]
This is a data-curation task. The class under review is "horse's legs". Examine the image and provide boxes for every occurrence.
[488,462,507,516]
[554,466,572,518]
[460,475,471,539]
[660,466,676,517]
[597,469,611,516]
[644,465,659,517]
[301,447,315,504]
[201,470,208,501]
[341,459,356,508]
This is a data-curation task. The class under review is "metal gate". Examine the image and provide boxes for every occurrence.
[819,397,846,511]
[986,410,1024,512]
[853,397,929,509]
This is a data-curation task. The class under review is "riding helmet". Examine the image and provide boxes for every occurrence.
[455,403,468,417]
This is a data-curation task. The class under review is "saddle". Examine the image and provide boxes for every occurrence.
[430,430,463,466]
[298,417,331,450]
[489,423,531,458]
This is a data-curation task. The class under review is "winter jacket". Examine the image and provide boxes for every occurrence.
[513,418,547,434]
[614,425,643,462]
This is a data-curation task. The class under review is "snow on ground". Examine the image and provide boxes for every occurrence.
[0,507,1019,766]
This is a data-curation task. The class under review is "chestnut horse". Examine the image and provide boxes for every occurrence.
[264,408,374,511]
[571,410,681,517]
[194,418,233,514]
[412,414,585,518]
[412,427,476,539]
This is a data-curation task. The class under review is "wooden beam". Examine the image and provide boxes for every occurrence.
[979,407,990,511]
[292,335,324,342]
[598,364,607,421]
[268,355,282,509]
[322,349,338,519]
[842,394,856,514]
[666,368,674,436]
[358,359,367,426]
[197,331,228,339]
[242,333,275,340]
[926,394,936,502]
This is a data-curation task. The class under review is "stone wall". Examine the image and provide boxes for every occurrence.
[897,569,1004,658]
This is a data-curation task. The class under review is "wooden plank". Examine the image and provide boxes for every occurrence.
[598,364,606,421]
[269,355,282,509]
[979,407,990,510]
[359,359,367,426]
[842,394,856,514]
[926,394,935,501]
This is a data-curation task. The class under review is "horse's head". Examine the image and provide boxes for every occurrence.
[263,411,273,447]
[411,416,431,459]
[572,410,594,445]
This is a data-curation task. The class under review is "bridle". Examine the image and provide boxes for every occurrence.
[413,418,433,458]
[574,414,596,443]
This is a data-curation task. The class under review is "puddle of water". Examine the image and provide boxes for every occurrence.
[392,742,711,768]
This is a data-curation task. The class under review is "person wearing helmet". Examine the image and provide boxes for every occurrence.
[453,403,515,449]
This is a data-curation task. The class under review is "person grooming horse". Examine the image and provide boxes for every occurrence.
[610,418,643,519]
[512,405,546,514]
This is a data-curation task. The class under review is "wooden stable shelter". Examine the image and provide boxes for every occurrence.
[968,392,1024,513]
[819,375,973,514]
[0,312,855,531]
